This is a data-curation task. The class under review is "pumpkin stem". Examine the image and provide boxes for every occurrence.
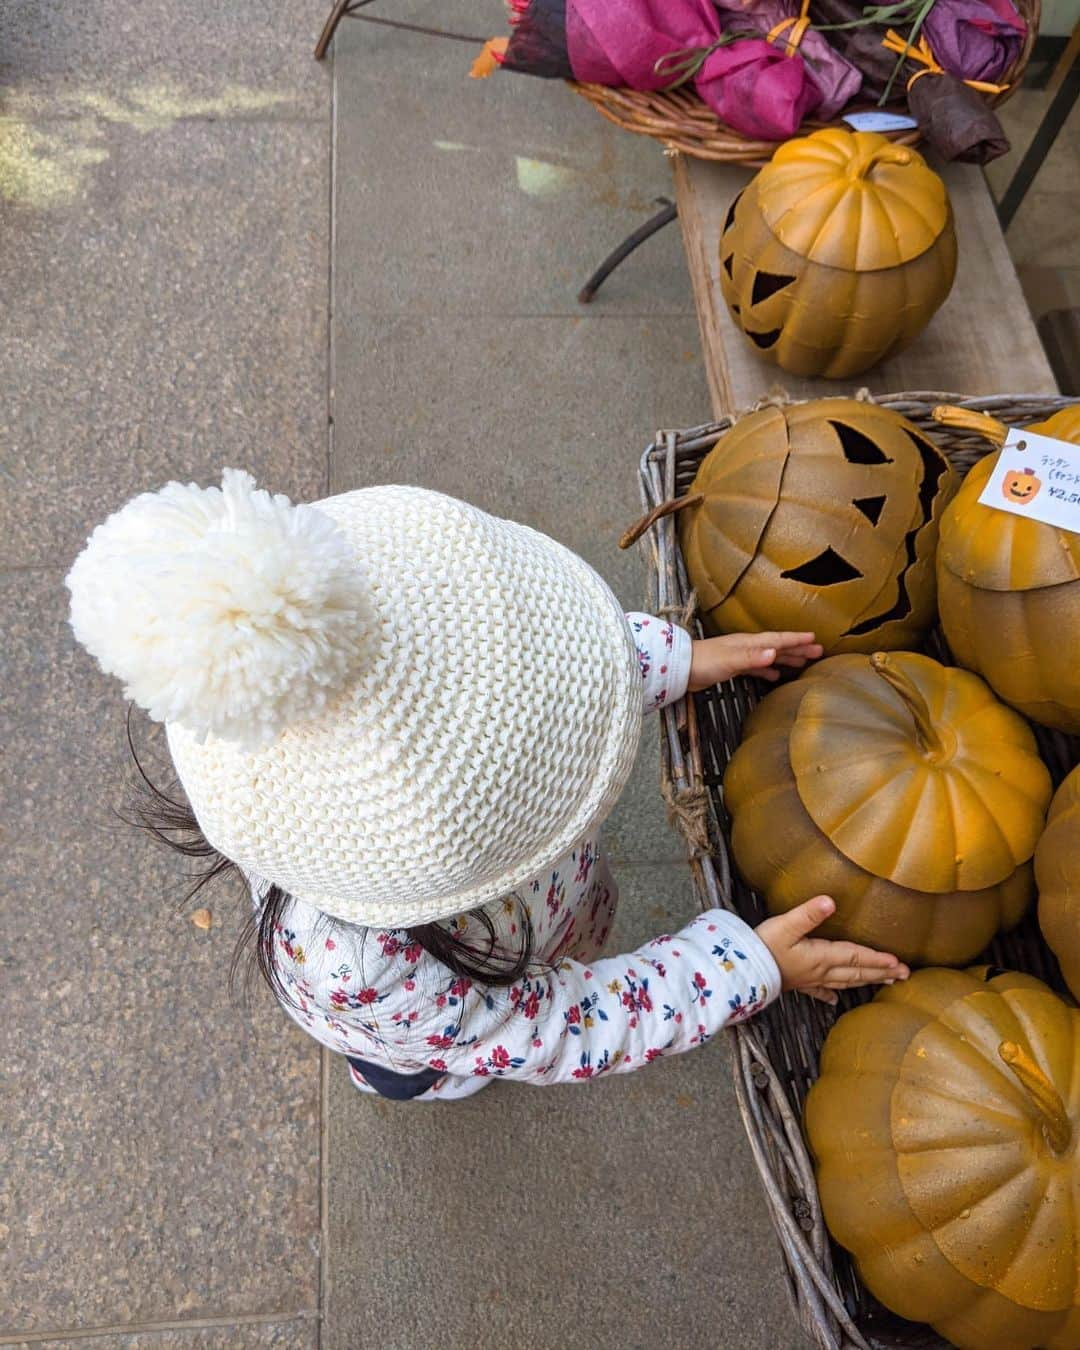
[931,405,1009,447]
[619,493,704,550]
[999,1041,1073,1155]
[869,653,945,758]
[847,143,913,179]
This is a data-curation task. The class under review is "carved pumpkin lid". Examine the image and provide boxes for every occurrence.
[938,450,1080,592]
[789,652,1051,892]
[808,969,1080,1335]
[757,129,950,272]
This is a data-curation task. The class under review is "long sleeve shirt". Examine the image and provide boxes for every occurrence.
[262,614,782,1093]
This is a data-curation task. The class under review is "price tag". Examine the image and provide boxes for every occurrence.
[977,427,1080,535]
[842,110,919,132]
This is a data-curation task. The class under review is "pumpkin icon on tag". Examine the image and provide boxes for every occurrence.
[1001,465,1042,505]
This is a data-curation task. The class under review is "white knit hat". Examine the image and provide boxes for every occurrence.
[66,473,642,927]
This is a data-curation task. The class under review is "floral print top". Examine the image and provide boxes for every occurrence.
[260,613,781,1092]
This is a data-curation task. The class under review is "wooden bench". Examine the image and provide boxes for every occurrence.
[671,156,1057,413]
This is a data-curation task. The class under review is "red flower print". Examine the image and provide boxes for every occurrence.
[356,987,379,1005]
[572,1065,594,1079]
[427,1033,454,1051]
[523,990,540,1020]
[491,1045,510,1069]
[325,939,336,951]
[449,977,472,998]
[429,1058,447,1072]
[646,1048,664,1062]
[566,1005,581,1025]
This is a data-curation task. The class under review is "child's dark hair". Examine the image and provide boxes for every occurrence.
[121,708,535,1001]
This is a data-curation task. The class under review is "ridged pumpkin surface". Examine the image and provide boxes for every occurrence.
[719,129,957,379]
[724,653,1050,965]
[1036,765,1080,1001]
[938,409,1080,732]
[806,968,1080,1350]
[681,400,953,656]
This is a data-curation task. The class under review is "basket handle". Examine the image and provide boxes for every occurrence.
[619,492,703,550]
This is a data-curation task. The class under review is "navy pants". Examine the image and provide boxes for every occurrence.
[345,1054,444,1101]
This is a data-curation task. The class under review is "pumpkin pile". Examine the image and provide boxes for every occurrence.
[807,968,1080,1350]
[724,651,1051,966]
[935,405,1080,734]
[719,129,957,379]
[1036,765,1080,1002]
[680,399,954,655]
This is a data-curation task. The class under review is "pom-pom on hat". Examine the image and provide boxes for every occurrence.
[66,473,642,928]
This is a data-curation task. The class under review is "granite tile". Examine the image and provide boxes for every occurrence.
[330,312,709,604]
[0,571,321,1333]
[0,0,330,115]
[333,4,694,317]
[604,716,690,867]
[322,861,800,1350]
[0,116,329,569]
[9,1319,319,1348]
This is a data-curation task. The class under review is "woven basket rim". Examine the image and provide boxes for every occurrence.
[569,0,1040,164]
[639,387,1079,1350]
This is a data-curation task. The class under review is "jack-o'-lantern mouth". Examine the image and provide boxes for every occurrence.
[773,421,947,639]
[839,427,947,638]
[1008,484,1035,500]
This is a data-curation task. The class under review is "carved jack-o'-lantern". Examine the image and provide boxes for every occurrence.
[724,652,1051,966]
[935,405,1080,733]
[719,129,957,379]
[1035,764,1080,1001]
[807,967,1080,1350]
[680,399,954,655]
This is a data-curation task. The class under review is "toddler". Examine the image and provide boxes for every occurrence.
[67,472,907,1102]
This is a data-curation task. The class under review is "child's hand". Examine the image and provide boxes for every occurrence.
[755,896,909,1005]
[688,631,824,691]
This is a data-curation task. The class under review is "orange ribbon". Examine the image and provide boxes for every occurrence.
[880,28,1009,94]
[766,0,812,57]
[470,36,509,79]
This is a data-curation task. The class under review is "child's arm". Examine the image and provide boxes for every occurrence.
[625,612,823,712]
[298,896,904,1086]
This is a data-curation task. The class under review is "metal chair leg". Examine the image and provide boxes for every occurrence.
[314,0,355,59]
[997,58,1080,230]
[578,199,679,304]
[315,0,486,59]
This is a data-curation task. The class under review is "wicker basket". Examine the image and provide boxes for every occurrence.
[635,390,1080,1350]
[570,0,1039,164]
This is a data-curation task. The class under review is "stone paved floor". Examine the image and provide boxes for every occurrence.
[0,2,801,1345]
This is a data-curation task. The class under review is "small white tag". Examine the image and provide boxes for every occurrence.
[977,427,1080,535]
[842,110,919,132]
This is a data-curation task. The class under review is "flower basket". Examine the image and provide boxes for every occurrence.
[570,0,1039,165]
[635,390,1080,1349]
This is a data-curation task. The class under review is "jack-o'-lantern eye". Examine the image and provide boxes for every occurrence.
[831,421,894,465]
[781,547,863,586]
[750,271,796,306]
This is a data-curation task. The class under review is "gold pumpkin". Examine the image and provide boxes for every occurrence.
[806,967,1080,1350]
[724,652,1051,965]
[1035,765,1080,1001]
[680,399,954,656]
[719,129,957,378]
[935,405,1080,733]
